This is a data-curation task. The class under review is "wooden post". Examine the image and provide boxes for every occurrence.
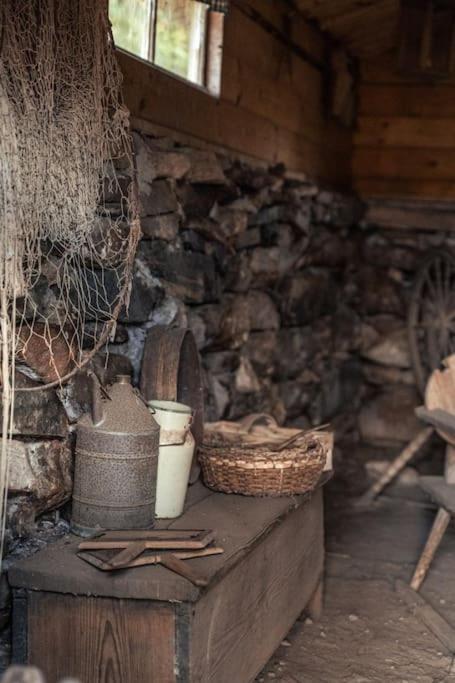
[306,576,323,621]
[410,506,451,591]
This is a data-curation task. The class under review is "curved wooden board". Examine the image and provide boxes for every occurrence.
[140,326,204,480]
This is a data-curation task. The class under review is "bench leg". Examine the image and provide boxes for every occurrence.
[411,506,451,592]
[307,576,323,620]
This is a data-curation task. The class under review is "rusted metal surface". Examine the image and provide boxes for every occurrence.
[72,375,160,535]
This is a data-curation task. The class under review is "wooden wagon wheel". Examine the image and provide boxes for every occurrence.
[408,250,455,396]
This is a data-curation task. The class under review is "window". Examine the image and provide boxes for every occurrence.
[110,0,224,95]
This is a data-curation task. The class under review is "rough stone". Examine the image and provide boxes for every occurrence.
[137,240,220,304]
[184,149,227,184]
[177,183,237,219]
[362,328,411,369]
[357,267,404,316]
[309,360,363,424]
[211,205,248,237]
[203,351,240,375]
[234,227,262,250]
[278,379,313,418]
[251,204,311,234]
[140,212,180,241]
[303,228,352,268]
[224,251,253,293]
[248,247,280,285]
[358,386,421,446]
[204,372,230,421]
[133,132,191,184]
[362,363,415,386]
[119,260,165,323]
[139,179,179,217]
[4,372,68,438]
[246,291,280,330]
[217,296,250,349]
[275,326,321,379]
[277,270,334,326]
[363,234,420,272]
[244,331,277,375]
[8,439,72,512]
[235,356,261,394]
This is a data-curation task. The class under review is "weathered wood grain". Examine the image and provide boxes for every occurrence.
[28,594,176,683]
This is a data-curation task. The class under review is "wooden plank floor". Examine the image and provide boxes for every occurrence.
[9,482,315,603]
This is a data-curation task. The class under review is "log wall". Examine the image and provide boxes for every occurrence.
[353,52,455,200]
[117,0,352,189]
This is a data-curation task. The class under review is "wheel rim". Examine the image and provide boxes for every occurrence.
[408,250,455,396]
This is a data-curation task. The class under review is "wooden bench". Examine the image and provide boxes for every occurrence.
[9,483,325,683]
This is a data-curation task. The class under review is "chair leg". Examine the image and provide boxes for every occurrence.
[411,506,451,591]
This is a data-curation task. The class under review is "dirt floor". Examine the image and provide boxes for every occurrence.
[256,479,455,682]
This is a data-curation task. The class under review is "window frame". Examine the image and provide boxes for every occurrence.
[110,0,224,97]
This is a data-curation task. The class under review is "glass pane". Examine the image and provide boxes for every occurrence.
[110,0,152,60]
[155,0,208,85]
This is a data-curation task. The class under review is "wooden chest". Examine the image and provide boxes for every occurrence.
[9,484,324,683]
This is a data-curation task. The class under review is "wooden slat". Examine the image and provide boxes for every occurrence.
[354,177,455,200]
[28,594,176,683]
[355,117,455,149]
[359,83,455,117]
[364,202,455,231]
[353,147,455,181]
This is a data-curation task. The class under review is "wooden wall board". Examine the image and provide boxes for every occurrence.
[355,117,455,149]
[189,489,324,683]
[364,201,455,231]
[359,83,455,117]
[355,178,455,201]
[116,0,353,186]
[27,594,176,683]
[354,51,455,201]
[353,148,455,181]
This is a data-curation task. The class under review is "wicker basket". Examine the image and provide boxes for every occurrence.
[199,414,330,497]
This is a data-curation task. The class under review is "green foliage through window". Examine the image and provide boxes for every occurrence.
[110,0,209,88]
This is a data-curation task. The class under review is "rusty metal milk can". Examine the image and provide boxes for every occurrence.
[71,374,160,536]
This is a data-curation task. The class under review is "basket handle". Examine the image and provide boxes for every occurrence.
[238,413,278,433]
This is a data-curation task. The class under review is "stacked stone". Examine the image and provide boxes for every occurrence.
[354,226,449,449]
[108,131,364,436]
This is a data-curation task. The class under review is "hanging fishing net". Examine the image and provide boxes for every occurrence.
[0,0,140,553]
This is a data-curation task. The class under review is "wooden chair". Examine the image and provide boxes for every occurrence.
[359,355,455,591]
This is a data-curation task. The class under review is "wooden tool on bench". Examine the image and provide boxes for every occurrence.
[78,529,215,551]
[78,547,224,586]
[77,529,221,587]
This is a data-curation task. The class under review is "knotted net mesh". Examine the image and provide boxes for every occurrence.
[0,0,140,556]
